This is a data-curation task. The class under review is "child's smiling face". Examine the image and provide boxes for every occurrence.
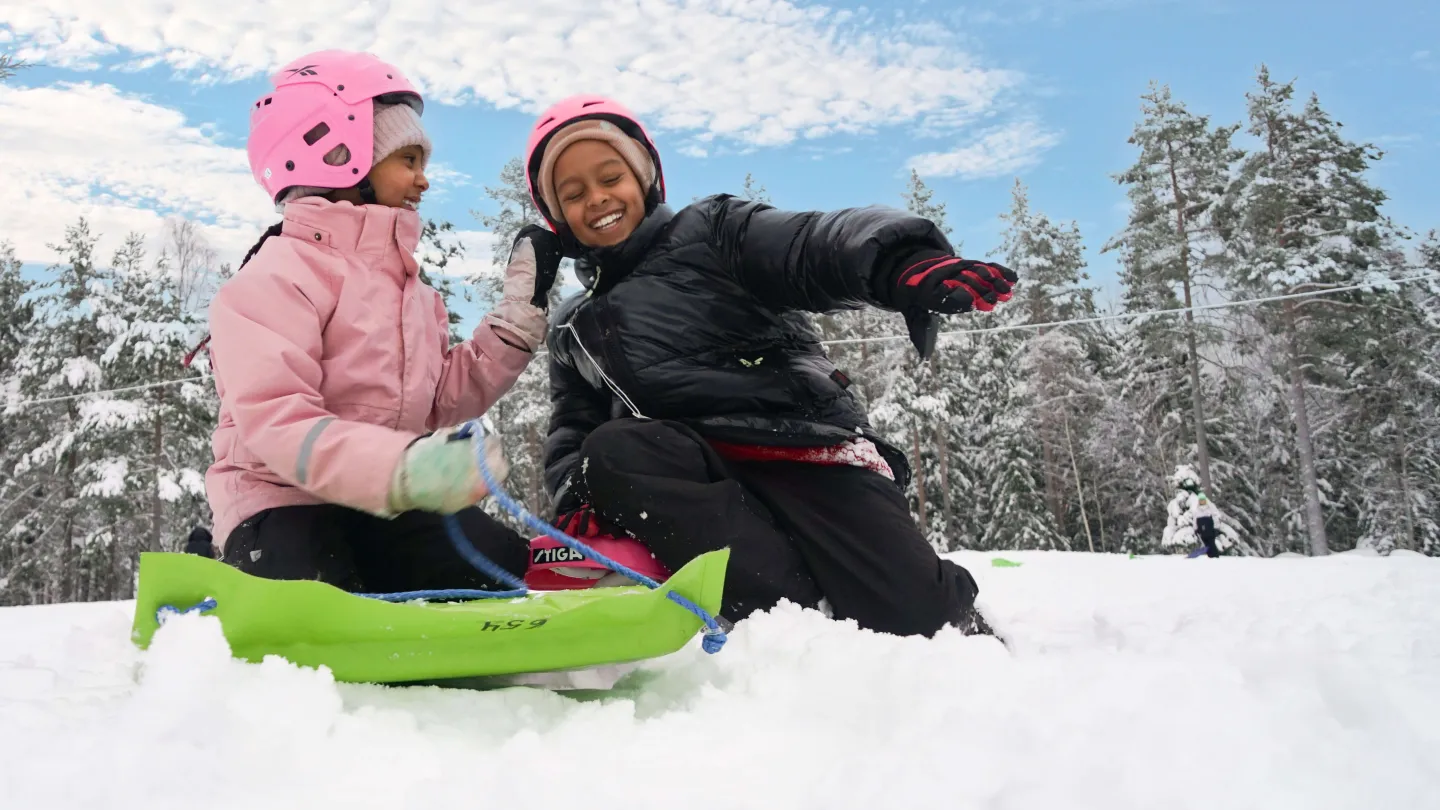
[334,145,429,211]
[553,140,647,247]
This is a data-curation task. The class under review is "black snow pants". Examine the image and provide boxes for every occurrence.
[576,418,983,638]
[220,503,530,594]
[1196,516,1221,558]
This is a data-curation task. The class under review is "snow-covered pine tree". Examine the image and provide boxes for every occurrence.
[978,332,1063,550]
[0,241,38,596]
[417,218,468,345]
[1020,329,1106,551]
[1159,464,1243,554]
[1001,179,1095,326]
[1334,229,1440,554]
[1105,82,1243,496]
[90,233,214,592]
[996,180,1096,544]
[5,219,119,603]
[0,240,32,415]
[1216,67,1409,555]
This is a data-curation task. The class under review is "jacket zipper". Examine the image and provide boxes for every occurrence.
[591,296,650,418]
[563,304,646,419]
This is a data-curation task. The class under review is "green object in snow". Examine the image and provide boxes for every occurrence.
[990,557,1023,568]
[130,549,728,684]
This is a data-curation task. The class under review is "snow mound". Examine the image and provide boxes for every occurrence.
[2,551,1438,810]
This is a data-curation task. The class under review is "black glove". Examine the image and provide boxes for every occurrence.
[514,224,564,310]
[892,250,1017,315]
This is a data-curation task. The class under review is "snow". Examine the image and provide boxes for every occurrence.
[1,550,1438,810]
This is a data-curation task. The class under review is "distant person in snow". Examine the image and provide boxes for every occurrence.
[1161,466,1238,558]
[197,50,557,593]
[519,95,1019,638]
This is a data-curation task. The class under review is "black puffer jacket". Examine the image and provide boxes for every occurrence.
[542,193,954,510]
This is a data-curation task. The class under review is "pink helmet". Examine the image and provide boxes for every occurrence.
[247,50,423,204]
[523,94,666,231]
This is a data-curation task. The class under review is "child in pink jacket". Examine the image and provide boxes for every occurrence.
[204,50,558,593]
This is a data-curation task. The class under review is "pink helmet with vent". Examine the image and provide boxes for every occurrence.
[247,50,424,204]
[523,94,666,230]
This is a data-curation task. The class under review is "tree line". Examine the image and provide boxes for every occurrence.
[2,65,1436,607]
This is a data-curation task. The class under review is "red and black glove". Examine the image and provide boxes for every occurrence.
[892,251,1017,315]
[891,251,1018,359]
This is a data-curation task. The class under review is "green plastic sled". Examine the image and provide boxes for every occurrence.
[130,549,728,685]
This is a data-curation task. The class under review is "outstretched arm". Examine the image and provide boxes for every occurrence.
[708,194,1016,357]
[709,194,953,312]
[429,227,565,428]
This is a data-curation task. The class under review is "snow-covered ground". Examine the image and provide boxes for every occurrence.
[2,550,1438,810]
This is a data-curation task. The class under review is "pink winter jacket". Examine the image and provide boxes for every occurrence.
[204,199,531,551]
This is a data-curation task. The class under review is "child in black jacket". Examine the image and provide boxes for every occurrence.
[520,96,1016,638]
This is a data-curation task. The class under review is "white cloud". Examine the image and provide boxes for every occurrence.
[425,162,473,188]
[0,81,274,265]
[441,229,499,280]
[907,121,1062,179]
[431,229,582,306]
[419,162,474,203]
[1,0,1022,146]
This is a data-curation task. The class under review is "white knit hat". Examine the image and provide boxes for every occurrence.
[278,101,432,208]
[536,119,656,223]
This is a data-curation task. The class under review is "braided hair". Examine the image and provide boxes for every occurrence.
[240,221,285,269]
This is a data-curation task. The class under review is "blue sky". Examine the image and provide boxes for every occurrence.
[2,0,1435,331]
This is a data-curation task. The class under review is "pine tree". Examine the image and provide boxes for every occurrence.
[998,180,1097,541]
[1338,233,1440,554]
[0,241,32,401]
[6,219,116,602]
[1021,329,1107,551]
[1001,179,1095,325]
[977,333,1063,550]
[97,234,215,572]
[1216,67,1408,555]
[417,218,469,345]
[0,242,38,595]
[1105,83,1243,495]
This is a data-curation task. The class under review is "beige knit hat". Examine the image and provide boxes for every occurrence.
[279,101,432,208]
[536,119,656,222]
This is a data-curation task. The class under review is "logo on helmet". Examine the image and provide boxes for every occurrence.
[285,65,319,77]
